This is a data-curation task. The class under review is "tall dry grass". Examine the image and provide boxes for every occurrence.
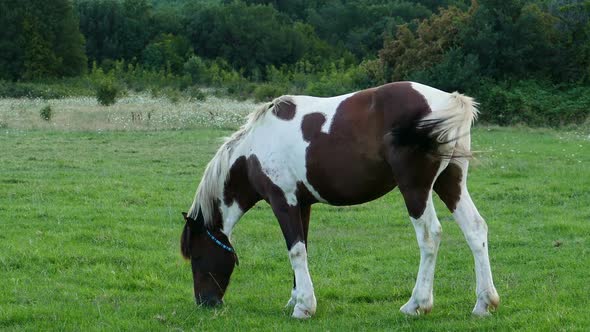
[0,94,259,131]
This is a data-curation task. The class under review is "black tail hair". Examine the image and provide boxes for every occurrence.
[390,117,448,154]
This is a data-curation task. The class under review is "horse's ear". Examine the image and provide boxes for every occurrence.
[182,210,205,233]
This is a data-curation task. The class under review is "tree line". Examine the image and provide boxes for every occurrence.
[1,0,589,125]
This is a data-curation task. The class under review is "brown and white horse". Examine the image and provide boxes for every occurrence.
[180,81,499,318]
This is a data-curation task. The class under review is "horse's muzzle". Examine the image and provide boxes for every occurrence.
[195,295,223,307]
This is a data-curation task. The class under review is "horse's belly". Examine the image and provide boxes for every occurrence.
[306,151,396,206]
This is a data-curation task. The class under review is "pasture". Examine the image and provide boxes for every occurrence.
[1,96,589,331]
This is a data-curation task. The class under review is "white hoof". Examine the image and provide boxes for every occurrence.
[472,289,500,316]
[400,296,432,315]
[291,293,316,319]
[400,301,420,316]
[292,304,313,319]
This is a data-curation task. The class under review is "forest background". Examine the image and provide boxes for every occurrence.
[1,0,589,126]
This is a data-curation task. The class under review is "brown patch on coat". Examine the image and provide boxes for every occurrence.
[223,155,316,212]
[223,156,260,212]
[301,82,439,217]
[377,82,441,218]
[302,88,397,205]
[433,163,463,212]
[272,98,296,120]
[245,155,310,249]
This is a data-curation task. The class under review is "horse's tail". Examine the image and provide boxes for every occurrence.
[390,91,478,159]
[426,92,479,157]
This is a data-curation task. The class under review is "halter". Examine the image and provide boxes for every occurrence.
[205,229,235,253]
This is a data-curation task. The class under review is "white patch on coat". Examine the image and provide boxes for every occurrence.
[400,194,441,315]
[451,160,499,315]
[230,93,355,206]
[288,241,316,318]
[410,82,478,153]
[220,201,243,238]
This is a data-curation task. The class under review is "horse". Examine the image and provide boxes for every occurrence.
[179,81,500,318]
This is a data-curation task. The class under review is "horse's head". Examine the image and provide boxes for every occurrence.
[180,210,238,307]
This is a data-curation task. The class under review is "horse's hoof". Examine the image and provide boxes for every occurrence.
[400,298,432,316]
[472,289,499,316]
[292,305,312,319]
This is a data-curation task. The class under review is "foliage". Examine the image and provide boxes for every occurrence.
[39,105,53,121]
[476,80,590,126]
[185,86,207,101]
[0,80,91,99]
[142,34,192,75]
[1,0,589,125]
[93,69,121,106]
[379,5,473,82]
[253,84,286,102]
[184,1,321,76]
[0,0,86,80]
[76,0,152,64]
[96,81,120,106]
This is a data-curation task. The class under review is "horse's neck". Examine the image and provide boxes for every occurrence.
[219,200,244,238]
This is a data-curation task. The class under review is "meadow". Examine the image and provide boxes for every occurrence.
[1,96,589,331]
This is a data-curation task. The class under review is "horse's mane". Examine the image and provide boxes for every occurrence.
[187,96,292,226]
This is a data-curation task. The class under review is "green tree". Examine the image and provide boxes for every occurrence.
[76,0,152,64]
[142,34,192,74]
[0,0,86,80]
[22,15,59,79]
[460,0,560,79]
[379,4,473,81]
[185,1,316,76]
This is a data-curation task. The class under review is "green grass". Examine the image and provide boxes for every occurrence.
[1,126,589,331]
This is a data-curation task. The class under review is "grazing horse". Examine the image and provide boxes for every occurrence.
[180,81,499,318]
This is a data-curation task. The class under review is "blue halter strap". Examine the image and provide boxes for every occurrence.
[206,229,235,253]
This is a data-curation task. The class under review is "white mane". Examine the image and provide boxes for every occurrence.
[187,96,291,225]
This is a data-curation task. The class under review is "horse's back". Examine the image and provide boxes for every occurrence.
[242,82,466,206]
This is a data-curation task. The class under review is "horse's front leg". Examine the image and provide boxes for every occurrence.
[270,199,316,319]
[286,205,311,308]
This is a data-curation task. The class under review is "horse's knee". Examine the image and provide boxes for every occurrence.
[402,190,430,219]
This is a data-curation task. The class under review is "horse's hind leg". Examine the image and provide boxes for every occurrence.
[389,151,447,315]
[434,161,500,315]
[398,191,442,315]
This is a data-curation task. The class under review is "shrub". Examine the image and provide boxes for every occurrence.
[40,105,52,121]
[96,79,120,106]
[163,88,181,104]
[184,56,207,84]
[253,84,285,102]
[186,86,207,101]
[0,81,64,99]
[474,80,590,126]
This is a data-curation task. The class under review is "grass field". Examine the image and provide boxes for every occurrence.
[1,97,590,331]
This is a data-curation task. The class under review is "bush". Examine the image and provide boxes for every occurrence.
[409,49,482,93]
[0,81,64,99]
[253,84,285,102]
[186,86,207,101]
[96,79,120,106]
[40,105,52,121]
[184,56,207,84]
[474,80,590,126]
